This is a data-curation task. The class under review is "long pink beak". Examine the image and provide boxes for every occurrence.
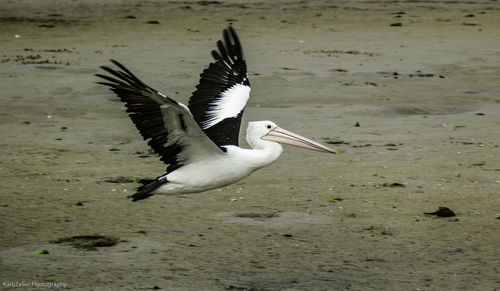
[262,127,337,154]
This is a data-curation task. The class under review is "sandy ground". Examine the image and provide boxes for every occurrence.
[1,0,500,290]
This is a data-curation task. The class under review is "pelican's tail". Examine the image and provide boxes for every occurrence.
[127,178,167,201]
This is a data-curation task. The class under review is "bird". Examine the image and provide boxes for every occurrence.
[96,26,337,201]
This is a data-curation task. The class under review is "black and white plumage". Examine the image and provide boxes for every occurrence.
[188,27,250,147]
[96,27,336,201]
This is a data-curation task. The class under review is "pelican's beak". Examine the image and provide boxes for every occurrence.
[262,127,338,154]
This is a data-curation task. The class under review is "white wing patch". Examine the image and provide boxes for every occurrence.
[201,83,251,129]
[158,90,192,115]
[177,102,192,116]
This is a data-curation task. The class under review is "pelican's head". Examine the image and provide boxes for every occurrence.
[246,120,337,154]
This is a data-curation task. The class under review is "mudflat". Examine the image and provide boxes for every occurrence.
[1,1,499,290]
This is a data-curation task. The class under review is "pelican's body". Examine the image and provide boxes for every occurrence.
[154,121,285,194]
[97,27,336,201]
[157,144,280,194]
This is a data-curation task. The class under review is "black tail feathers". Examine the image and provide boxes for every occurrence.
[127,178,167,202]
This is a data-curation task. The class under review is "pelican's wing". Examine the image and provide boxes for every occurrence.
[96,60,224,173]
[188,26,251,147]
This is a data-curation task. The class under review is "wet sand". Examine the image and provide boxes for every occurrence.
[1,0,499,290]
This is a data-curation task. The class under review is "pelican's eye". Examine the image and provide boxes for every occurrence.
[266,124,272,129]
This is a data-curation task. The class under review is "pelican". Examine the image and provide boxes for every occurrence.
[96,27,337,201]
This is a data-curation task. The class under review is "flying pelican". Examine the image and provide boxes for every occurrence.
[96,27,337,201]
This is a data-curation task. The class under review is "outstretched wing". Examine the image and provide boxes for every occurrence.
[188,26,251,147]
[96,60,224,173]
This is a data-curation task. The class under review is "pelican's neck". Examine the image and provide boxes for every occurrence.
[250,141,283,169]
[226,141,283,171]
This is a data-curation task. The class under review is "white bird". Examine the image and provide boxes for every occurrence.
[96,27,337,201]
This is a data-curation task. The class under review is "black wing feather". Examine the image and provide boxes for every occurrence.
[188,26,250,147]
[96,60,184,169]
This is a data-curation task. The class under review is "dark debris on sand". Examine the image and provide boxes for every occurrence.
[50,235,119,251]
[425,207,456,217]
